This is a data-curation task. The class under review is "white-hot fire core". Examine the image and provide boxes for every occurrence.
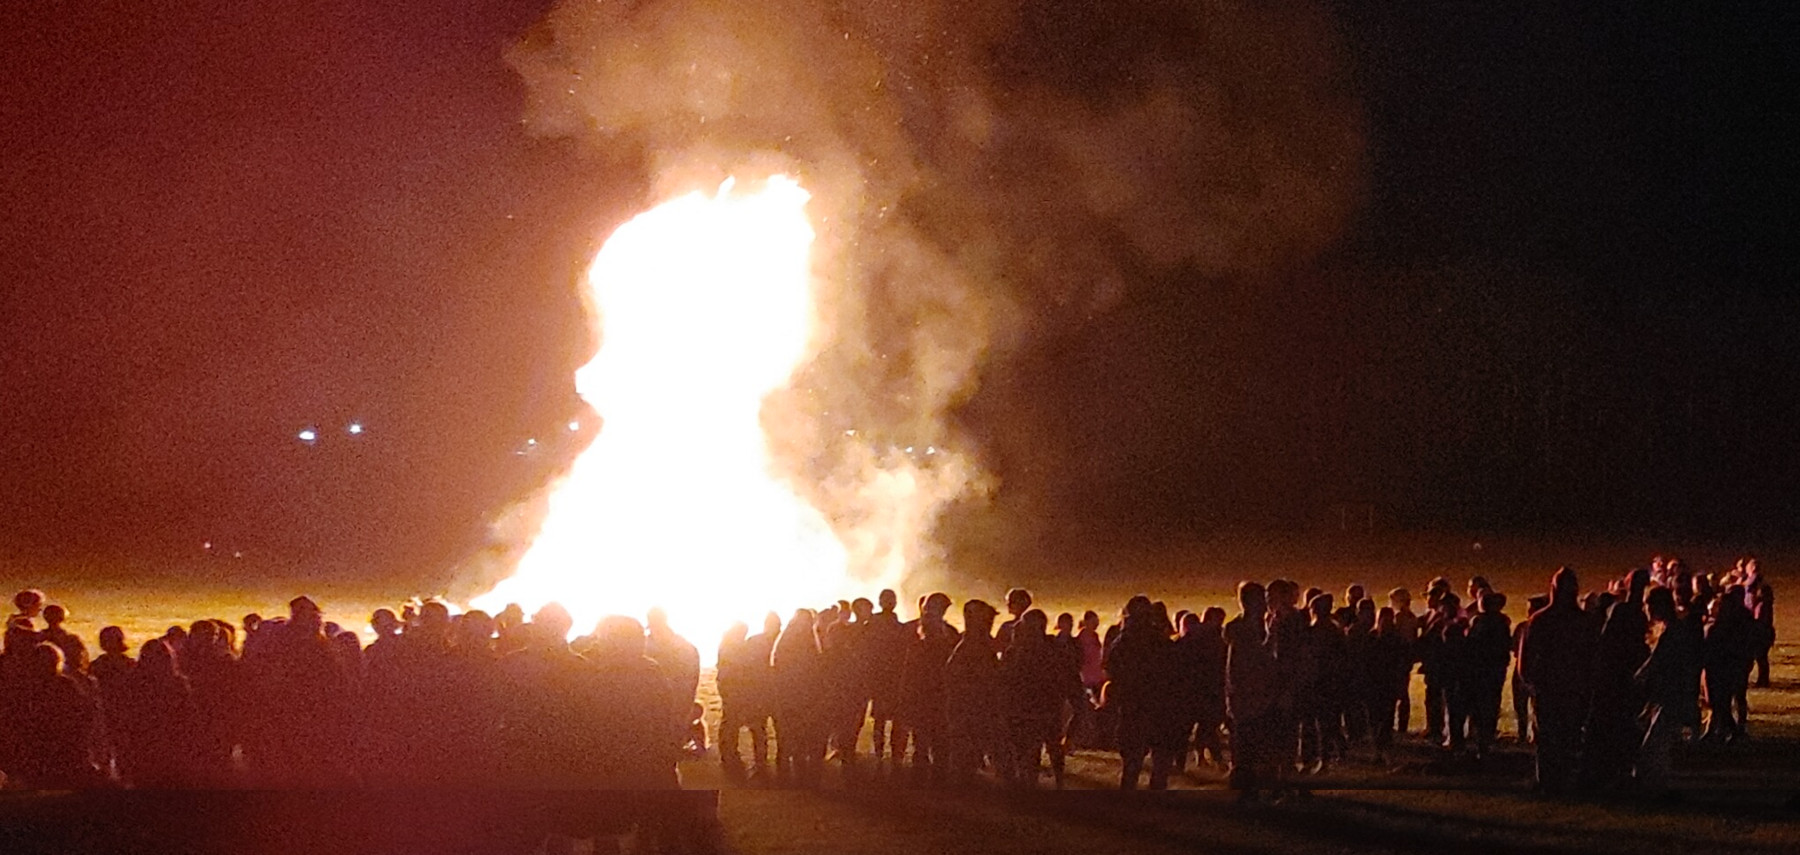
[473,176,851,648]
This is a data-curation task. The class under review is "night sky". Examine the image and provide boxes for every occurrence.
[2,2,1795,583]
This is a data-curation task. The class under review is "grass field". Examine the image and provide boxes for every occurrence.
[3,534,1797,853]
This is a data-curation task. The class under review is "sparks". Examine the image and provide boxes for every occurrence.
[474,176,850,648]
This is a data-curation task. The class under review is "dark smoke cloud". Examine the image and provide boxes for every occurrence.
[498,0,1364,584]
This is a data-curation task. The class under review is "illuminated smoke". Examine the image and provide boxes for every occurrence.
[479,0,1364,607]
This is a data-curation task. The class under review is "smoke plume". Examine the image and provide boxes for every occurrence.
[494,0,1364,591]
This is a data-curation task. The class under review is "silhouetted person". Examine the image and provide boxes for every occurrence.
[1511,594,1548,743]
[1744,559,1775,688]
[1265,579,1307,790]
[1341,598,1379,747]
[996,588,1033,648]
[1174,607,1228,770]
[496,603,589,788]
[1076,610,1105,695]
[1387,587,1421,734]
[254,595,351,786]
[823,597,874,772]
[1464,592,1512,758]
[180,618,243,782]
[90,626,135,698]
[1369,606,1409,760]
[39,605,88,676]
[1418,592,1462,747]
[735,611,781,780]
[645,607,701,726]
[585,615,682,790]
[716,622,759,782]
[864,589,908,767]
[1702,589,1755,742]
[1584,569,1650,786]
[1635,587,1701,797]
[1105,596,1177,789]
[1226,582,1281,800]
[0,643,99,788]
[1000,609,1077,788]
[116,638,202,787]
[1334,584,1366,627]
[771,608,826,787]
[900,592,959,783]
[1519,567,1597,794]
[1297,594,1347,771]
[7,588,45,631]
[945,599,1003,786]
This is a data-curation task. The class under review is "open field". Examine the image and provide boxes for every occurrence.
[3,535,1797,853]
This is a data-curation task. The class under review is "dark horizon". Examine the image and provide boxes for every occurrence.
[3,2,1795,582]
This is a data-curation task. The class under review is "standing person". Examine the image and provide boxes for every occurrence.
[0,643,99,788]
[944,599,1003,786]
[1341,598,1379,749]
[715,622,760,783]
[1464,593,1513,759]
[1226,582,1282,801]
[863,590,908,769]
[584,616,683,790]
[252,596,352,786]
[900,593,959,784]
[1000,610,1076,788]
[182,619,243,783]
[772,609,827,787]
[1071,610,1105,748]
[1387,588,1421,735]
[1634,586,1702,798]
[1744,559,1775,688]
[1519,567,1598,794]
[116,638,202,787]
[996,589,1033,648]
[88,626,135,777]
[1297,595,1347,772]
[1417,593,1462,747]
[645,608,701,729]
[1510,595,1549,743]
[1584,569,1651,787]
[7,589,46,631]
[823,597,874,774]
[741,612,782,780]
[39,605,89,676]
[1701,590,1755,742]
[1173,608,1229,771]
[1369,607,1409,763]
[1106,598,1178,790]
[1265,579,1308,781]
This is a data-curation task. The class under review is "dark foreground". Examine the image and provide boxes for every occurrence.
[4,735,1797,855]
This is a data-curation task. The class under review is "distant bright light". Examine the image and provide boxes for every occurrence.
[202,541,212,550]
[297,428,318,443]
[347,423,364,435]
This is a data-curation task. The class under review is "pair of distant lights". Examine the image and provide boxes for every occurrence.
[297,423,364,444]
[512,421,584,455]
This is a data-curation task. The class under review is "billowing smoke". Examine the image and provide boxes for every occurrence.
[489,0,1363,593]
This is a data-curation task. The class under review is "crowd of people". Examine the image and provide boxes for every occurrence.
[0,556,1777,803]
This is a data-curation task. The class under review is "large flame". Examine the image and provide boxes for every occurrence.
[474,176,851,647]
